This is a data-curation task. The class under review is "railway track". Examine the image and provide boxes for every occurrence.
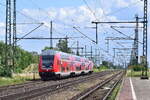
[70,71,124,100]
[0,72,103,96]
[0,74,95,97]
[0,79,51,97]
[0,79,42,92]
[0,70,116,100]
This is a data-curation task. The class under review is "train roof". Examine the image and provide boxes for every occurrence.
[41,49,89,60]
[41,50,58,55]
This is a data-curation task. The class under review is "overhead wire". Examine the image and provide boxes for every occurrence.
[30,0,78,33]
[30,0,51,20]
[82,0,118,60]
[28,0,83,40]
[1,0,109,59]
[106,1,141,16]
[26,0,100,45]
[1,0,73,42]
[1,0,140,63]
[97,0,142,63]
[82,0,98,21]
[82,0,113,44]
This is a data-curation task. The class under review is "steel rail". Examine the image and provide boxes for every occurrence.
[0,71,114,100]
[70,71,123,100]
[17,71,112,100]
[102,72,124,100]
[0,79,41,92]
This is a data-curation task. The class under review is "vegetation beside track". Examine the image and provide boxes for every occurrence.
[127,64,150,77]
[93,66,109,72]
[127,70,150,77]
[93,60,123,73]
[0,73,39,87]
[0,64,39,87]
[0,41,38,77]
[0,76,28,87]
[108,80,122,100]
[0,39,73,77]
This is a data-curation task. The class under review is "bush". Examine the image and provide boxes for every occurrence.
[132,65,144,71]
[0,41,38,77]
[0,66,12,77]
[99,65,108,70]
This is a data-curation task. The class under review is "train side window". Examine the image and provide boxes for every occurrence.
[82,63,85,67]
[76,66,81,71]
[70,62,74,66]
[61,54,69,60]
[75,57,81,62]
[86,64,89,70]
[67,66,69,71]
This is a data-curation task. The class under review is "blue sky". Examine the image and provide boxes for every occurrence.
[0,0,149,66]
[18,0,83,8]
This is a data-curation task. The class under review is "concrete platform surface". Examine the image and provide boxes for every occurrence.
[117,77,150,100]
[132,77,150,100]
[117,78,133,100]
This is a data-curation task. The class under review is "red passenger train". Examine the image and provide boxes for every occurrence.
[39,50,94,80]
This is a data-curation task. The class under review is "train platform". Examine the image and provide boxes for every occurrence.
[116,77,150,100]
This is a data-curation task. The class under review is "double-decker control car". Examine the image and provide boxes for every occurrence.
[39,50,93,80]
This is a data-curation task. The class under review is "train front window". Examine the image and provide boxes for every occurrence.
[42,55,54,68]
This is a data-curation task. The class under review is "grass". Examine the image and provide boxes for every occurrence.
[127,70,150,77]
[0,77,28,87]
[22,64,38,73]
[0,73,40,87]
[93,66,109,72]
[108,82,121,100]
[0,64,40,87]
[93,68,100,72]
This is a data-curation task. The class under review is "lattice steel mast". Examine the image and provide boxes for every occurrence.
[141,0,148,79]
[5,0,12,76]
[130,15,139,65]
[12,0,17,69]
[135,15,139,64]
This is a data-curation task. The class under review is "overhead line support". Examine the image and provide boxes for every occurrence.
[5,0,13,76]
[141,0,148,79]
[50,21,53,49]
[92,21,144,24]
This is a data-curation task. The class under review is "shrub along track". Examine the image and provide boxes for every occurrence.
[70,71,124,100]
[0,71,116,100]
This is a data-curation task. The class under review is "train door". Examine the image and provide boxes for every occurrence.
[81,63,85,70]
[61,61,66,73]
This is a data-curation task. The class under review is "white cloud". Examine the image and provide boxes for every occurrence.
[0,29,5,35]
[47,8,57,19]
[0,22,5,35]
[115,0,129,8]
[20,5,117,28]
[59,8,68,19]
[0,22,5,27]
[0,0,149,59]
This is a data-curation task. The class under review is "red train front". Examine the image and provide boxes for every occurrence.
[39,50,93,80]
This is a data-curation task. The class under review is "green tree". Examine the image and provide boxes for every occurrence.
[56,39,72,53]
[43,46,59,51]
[0,41,38,76]
[101,61,109,68]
